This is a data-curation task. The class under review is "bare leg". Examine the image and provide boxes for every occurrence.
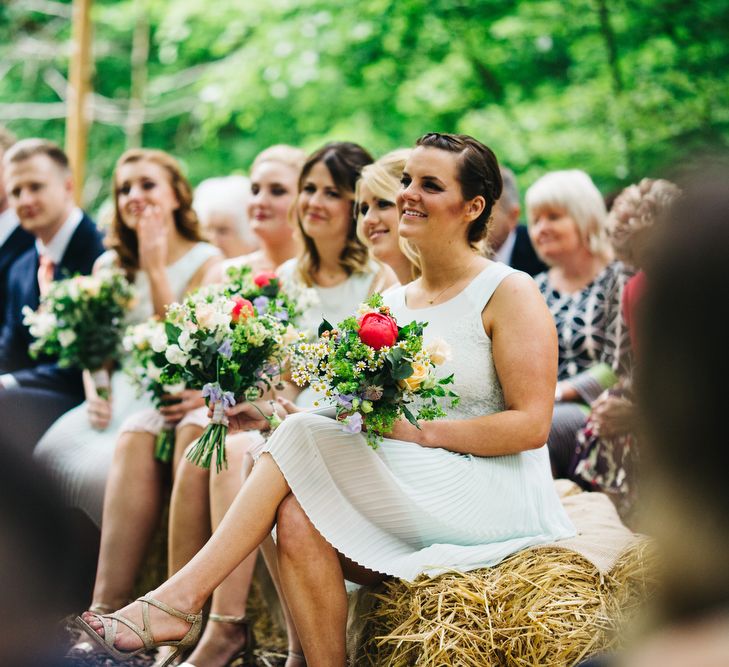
[82,453,290,652]
[260,535,306,665]
[168,443,211,576]
[172,424,203,477]
[91,431,165,609]
[182,433,259,667]
[275,495,349,667]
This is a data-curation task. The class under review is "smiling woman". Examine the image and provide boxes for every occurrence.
[355,147,418,286]
[525,169,632,478]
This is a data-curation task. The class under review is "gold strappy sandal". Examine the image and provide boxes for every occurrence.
[74,593,203,667]
[208,613,256,667]
[66,603,114,658]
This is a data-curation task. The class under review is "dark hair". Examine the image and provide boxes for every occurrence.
[415,132,503,247]
[295,141,374,286]
[107,148,205,279]
[4,138,70,173]
[638,165,729,619]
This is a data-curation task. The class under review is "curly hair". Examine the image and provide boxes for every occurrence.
[106,148,205,280]
[295,142,373,287]
[608,178,682,268]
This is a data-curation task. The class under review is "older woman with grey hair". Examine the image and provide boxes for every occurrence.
[193,175,258,259]
[526,169,632,477]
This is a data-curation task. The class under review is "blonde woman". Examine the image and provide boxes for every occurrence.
[355,148,419,285]
[525,169,632,477]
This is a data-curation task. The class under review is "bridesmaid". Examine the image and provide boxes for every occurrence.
[32,148,219,621]
[355,147,419,286]
[79,133,574,667]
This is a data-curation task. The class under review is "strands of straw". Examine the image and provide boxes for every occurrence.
[354,541,656,666]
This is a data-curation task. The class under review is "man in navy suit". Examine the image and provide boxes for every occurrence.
[0,139,105,451]
[487,166,547,277]
[0,126,34,328]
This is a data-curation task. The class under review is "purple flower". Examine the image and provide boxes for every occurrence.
[274,310,289,321]
[218,338,233,359]
[202,382,222,404]
[202,383,236,408]
[342,412,363,434]
[253,296,269,312]
[336,393,356,410]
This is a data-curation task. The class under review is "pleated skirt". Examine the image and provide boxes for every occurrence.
[265,412,576,581]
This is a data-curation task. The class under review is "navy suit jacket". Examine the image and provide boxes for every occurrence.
[0,223,35,329]
[0,213,105,395]
[509,225,547,277]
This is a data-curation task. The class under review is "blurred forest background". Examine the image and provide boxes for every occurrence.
[1,0,727,215]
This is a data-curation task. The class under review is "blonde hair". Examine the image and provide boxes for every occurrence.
[251,144,306,175]
[607,178,681,268]
[525,169,612,260]
[355,148,420,279]
[193,175,255,244]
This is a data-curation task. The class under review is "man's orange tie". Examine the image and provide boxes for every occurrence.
[37,254,55,297]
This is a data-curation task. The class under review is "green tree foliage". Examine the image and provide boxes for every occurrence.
[1,0,727,213]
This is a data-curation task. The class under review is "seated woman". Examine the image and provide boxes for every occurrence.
[78,132,575,667]
[355,147,419,286]
[193,174,259,259]
[169,141,394,667]
[525,169,632,478]
[33,148,220,528]
[65,145,304,661]
[569,177,681,524]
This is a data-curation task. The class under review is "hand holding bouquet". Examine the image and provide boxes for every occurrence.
[23,267,135,397]
[160,272,300,472]
[291,294,459,448]
[122,318,187,463]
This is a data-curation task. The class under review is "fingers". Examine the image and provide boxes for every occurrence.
[276,396,299,414]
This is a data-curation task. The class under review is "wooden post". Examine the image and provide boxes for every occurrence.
[65,0,93,205]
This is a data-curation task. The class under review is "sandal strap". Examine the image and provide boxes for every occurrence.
[208,613,248,625]
[138,594,202,626]
[89,602,114,614]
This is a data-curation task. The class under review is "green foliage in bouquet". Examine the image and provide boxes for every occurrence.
[292,293,459,448]
[123,318,187,463]
[22,267,134,374]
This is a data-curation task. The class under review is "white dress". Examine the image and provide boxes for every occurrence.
[33,243,220,525]
[277,258,380,408]
[264,262,575,581]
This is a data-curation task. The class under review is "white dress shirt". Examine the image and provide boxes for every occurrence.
[0,208,20,248]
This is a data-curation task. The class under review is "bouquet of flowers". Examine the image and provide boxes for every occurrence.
[122,318,187,463]
[22,267,135,398]
[291,293,459,448]
[159,270,301,471]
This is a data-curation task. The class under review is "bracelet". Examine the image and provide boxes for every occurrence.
[554,384,564,403]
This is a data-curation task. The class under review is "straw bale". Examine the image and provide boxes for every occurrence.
[351,540,656,666]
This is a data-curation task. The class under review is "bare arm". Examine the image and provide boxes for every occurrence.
[389,273,558,456]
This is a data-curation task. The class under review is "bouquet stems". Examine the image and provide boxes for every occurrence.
[154,426,175,464]
[186,400,229,472]
[90,368,111,401]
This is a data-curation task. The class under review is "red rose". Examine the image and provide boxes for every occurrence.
[358,312,399,350]
[253,271,277,288]
[231,297,254,322]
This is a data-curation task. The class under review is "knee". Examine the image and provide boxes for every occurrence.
[276,494,316,559]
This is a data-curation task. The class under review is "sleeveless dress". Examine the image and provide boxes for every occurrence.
[33,243,220,525]
[263,262,575,581]
[277,257,381,408]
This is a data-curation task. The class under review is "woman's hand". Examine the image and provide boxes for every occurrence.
[158,389,205,425]
[137,205,168,273]
[87,395,112,430]
[386,418,425,445]
[221,397,292,434]
[590,394,634,438]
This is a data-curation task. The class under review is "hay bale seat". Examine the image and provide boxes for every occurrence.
[348,488,656,666]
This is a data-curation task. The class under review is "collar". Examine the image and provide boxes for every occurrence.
[493,228,517,265]
[0,208,20,247]
[35,207,84,264]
